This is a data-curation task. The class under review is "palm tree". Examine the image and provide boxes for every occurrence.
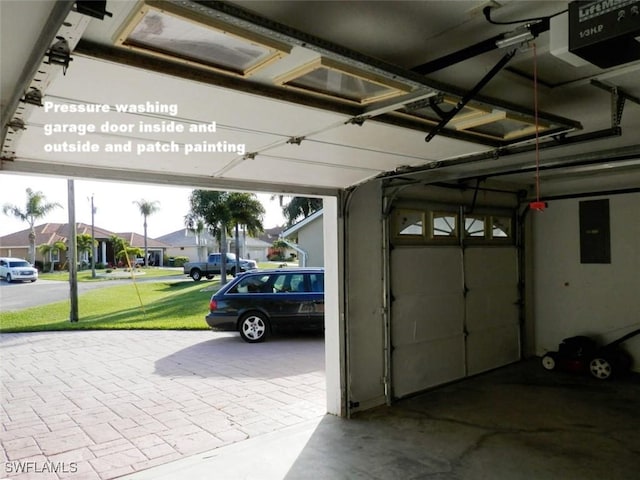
[133,199,160,267]
[187,190,236,284]
[282,196,323,226]
[3,188,61,264]
[184,213,208,262]
[108,234,142,267]
[109,234,128,266]
[227,193,264,273]
[76,233,97,270]
[38,241,67,272]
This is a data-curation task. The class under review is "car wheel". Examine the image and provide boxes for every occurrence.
[190,269,202,282]
[206,274,213,280]
[541,354,557,371]
[589,357,613,380]
[239,312,268,343]
[6,274,12,283]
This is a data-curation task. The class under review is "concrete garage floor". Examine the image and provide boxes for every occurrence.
[0,331,325,479]
[126,360,640,480]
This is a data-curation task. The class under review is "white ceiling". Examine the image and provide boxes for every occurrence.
[2,0,639,197]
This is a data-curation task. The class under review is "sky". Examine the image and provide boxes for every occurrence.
[0,173,287,238]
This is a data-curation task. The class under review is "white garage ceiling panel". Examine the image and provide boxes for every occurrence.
[308,121,486,165]
[223,153,376,188]
[263,139,428,173]
[39,56,350,134]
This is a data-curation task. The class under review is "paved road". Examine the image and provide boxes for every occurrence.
[0,275,189,312]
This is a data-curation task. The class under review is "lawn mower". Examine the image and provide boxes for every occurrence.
[541,328,640,380]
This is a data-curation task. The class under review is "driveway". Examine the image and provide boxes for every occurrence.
[0,331,326,479]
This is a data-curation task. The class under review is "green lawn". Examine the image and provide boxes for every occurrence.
[0,280,218,333]
[2,263,300,333]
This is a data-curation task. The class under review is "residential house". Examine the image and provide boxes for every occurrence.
[280,210,324,267]
[117,232,171,267]
[156,228,216,262]
[158,228,272,263]
[260,226,285,245]
[0,223,169,268]
[258,226,296,261]
[229,234,271,262]
[0,223,116,268]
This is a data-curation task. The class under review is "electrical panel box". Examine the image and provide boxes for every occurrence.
[579,199,611,264]
[568,0,640,68]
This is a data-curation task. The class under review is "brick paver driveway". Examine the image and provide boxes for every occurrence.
[0,331,326,479]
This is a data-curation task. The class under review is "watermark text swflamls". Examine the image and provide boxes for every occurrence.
[4,460,78,474]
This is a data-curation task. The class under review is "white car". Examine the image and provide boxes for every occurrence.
[0,257,38,283]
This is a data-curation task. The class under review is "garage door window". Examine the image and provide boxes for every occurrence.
[431,212,458,239]
[491,216,511,239]
[396,210,424,237]
[392,208,512,245]
[116,2,290,77]
[465,215,486,238]
[275,57,410,104]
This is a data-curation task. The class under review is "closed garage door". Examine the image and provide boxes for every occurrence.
[389,206,520,398]
[465,246,520,375]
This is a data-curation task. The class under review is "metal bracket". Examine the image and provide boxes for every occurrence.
[405,94,441,112]
[429,96,449,119]
[591,79,640,128]
[7,118,26,132]
[346,116,368,126]
[21,88,43,107]
[74,0,113,20]
[242,152,257,160]
[46,37,73,75]
[287,136,305,145]
[612,88,626,128]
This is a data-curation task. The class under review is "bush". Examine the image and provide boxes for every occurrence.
[95,262,106,269]
[34,260,44,271]
[172,256,190,267]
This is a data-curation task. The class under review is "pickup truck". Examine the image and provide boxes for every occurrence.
[183,253,257,281]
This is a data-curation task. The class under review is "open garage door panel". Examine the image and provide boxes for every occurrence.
[389,200,520,399]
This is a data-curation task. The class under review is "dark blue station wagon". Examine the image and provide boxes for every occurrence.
[205,268,325,342]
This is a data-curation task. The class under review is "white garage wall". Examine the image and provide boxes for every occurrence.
[345,180,386,412]
[533,193,640,371]
[323,197,343,416]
